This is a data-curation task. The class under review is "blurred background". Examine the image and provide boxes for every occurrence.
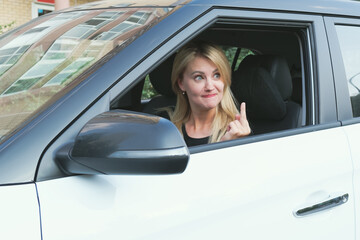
[0,0,99,33]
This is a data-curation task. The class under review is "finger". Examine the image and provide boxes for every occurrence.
[240,102,247,120]
[231,121,245,134]
[239,102,249,125]
[233,119,242,129]
[234,121,250,136]
[228,121,237,133]
[233,116,246,130]
[223,120,251,141]
[228,121,248,137]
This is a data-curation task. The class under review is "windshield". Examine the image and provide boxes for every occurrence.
[0,7,172,143]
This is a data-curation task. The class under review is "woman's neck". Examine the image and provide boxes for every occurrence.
[185,109,216,138]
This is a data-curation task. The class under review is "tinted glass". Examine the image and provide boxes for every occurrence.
[336,25,360,117]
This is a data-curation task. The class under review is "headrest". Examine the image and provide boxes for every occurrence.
[238,55,293,100]
[232,65,286,121]
[149,55,176,97]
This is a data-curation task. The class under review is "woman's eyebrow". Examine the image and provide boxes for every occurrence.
[191,71,204,75]
[191,68,219,75]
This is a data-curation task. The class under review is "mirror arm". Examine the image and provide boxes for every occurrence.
[55,143,105,175]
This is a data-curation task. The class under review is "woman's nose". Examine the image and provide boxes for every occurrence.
[205,78,214,89]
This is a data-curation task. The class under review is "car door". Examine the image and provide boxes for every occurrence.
[35,7,355,240]
[324,16,360,240]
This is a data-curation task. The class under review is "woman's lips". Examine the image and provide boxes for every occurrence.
[202,93,217,98]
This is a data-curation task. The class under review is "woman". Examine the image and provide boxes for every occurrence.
[169,41,251,146]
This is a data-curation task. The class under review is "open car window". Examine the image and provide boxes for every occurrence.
[111,20,310,146]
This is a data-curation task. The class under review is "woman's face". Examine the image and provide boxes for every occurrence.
[178,56,224,113]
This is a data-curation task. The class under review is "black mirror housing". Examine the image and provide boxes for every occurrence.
[56,110,189,175]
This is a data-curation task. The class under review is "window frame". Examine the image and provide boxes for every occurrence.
[31,2,55,19]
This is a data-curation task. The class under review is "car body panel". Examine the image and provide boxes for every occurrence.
[343,124,360,240]
[37,127,354,239]
[0,183,41,239]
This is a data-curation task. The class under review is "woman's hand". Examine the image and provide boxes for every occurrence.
[221,102,251,141]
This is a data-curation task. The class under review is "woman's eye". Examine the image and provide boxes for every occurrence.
[194,75,203,81]
[214,73,220,79]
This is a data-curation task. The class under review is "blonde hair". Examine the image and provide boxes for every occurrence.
[170,41,239,143]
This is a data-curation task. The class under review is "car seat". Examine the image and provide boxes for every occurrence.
[232,55,302,134]
[142,55,177,119]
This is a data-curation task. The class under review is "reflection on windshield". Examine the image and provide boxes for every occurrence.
[2,11,127,95]
[0,12,88,77]
[0,7,172,142]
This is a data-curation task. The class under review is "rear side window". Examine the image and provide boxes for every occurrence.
[335,25,360,117]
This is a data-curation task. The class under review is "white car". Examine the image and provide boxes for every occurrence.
[0,0,359,239]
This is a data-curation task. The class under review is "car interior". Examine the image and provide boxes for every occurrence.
[110,21,309,140]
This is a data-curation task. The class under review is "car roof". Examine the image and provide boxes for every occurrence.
[63,0,191,10]
[63,0,360,18]
[196,0,360,17]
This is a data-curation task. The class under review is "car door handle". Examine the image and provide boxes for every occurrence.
[294,193,349,217]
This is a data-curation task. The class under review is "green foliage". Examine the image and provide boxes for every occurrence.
[222,46,254,71]
[0,21,15,34]
[141,75,158,100]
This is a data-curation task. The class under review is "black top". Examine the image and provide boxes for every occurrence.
[182,125,209,147]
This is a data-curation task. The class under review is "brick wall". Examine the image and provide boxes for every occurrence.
[0,0,32,28]
[70,0,98,5]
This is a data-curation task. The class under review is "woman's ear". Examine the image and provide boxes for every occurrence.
[177,78,185,92]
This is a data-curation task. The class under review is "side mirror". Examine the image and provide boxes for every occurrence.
[56,110,189,175]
